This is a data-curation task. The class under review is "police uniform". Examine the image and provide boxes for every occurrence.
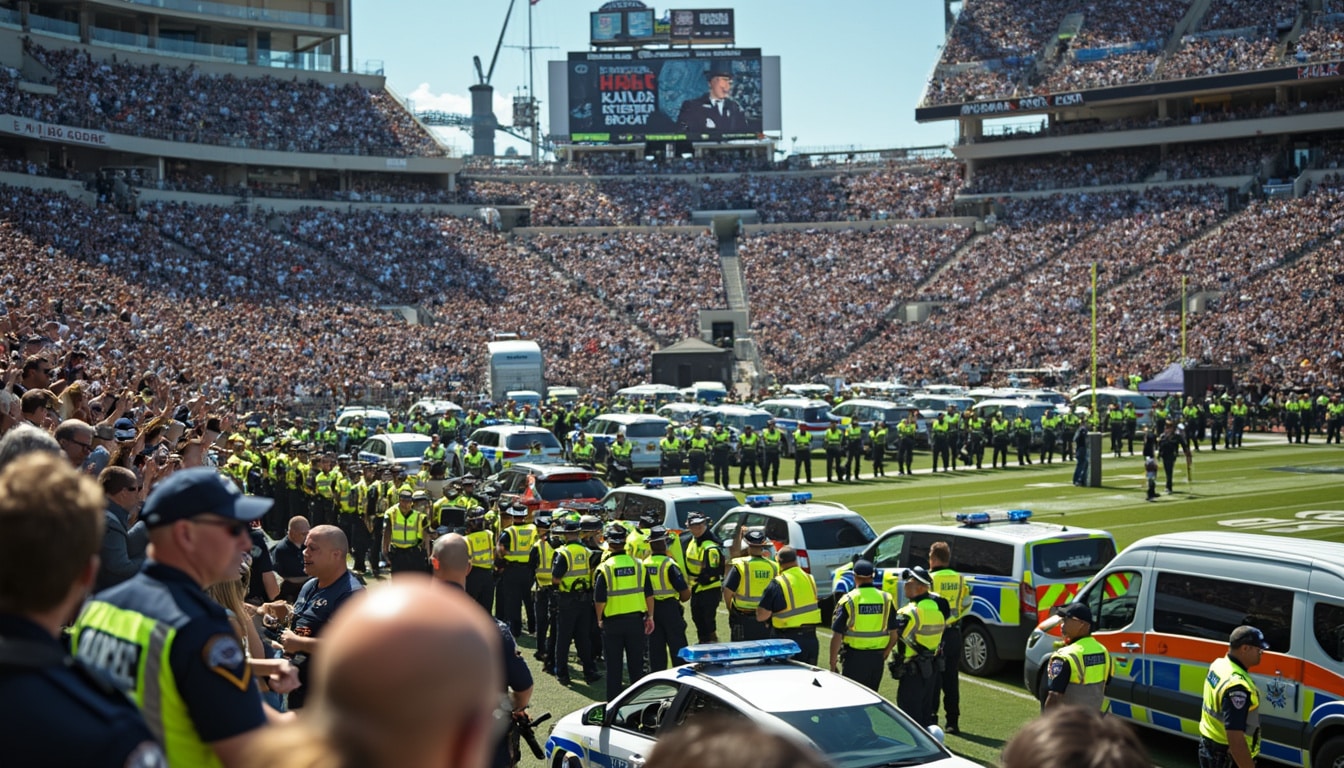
[830,562,898,692]
[384,491,431,574]
[594,527,652,701]
[73,469,271,768]
[893,567,946,728]
[496,508,537,637]
[710,426,733,486]
[643,528,691,671]
[1043,602,1111,716]
[737,427,760,488]
[723,531,779,641]
[285,569,364,710]
[757,561,822,665]
[930,563,972,732]
[0,613,165,768]
[550,523,599,685]
[823,425,845,482]
[793,426,813,483]
[465,510,498,614]
[684,514,724,643]
[1199,626,1269,768]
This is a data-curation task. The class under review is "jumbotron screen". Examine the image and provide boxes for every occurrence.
[557,48,776,142]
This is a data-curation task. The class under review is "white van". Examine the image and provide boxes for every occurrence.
[1023,532,1344,768]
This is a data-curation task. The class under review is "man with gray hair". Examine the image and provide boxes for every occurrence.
[54,419,95,471]
[0,423,61,472]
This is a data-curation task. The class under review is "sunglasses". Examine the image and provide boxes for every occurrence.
[190,517,251,537]
[64,438,93,451]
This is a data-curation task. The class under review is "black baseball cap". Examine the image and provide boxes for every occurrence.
[1230,625,1270,650]
[142,467,272,528]
[1056,601,1093,624]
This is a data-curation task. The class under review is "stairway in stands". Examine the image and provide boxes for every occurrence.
[715,228,765,389]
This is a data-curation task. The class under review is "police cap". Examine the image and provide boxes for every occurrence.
[743,529,768,547]
[604,525,628,545]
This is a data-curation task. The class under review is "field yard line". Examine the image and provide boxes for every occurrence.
[1105,496,1344,529]
[960,674,1038,703]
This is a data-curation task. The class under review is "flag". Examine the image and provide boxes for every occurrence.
[520,473,536,501]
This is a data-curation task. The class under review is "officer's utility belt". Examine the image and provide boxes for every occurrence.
[733,608,756,616]
[471,564,493,571]
[391,544,422,550]
[773,625,815,635]
[503,560,530,568]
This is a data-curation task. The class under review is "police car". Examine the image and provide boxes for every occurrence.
[711,492,875,611]
[546,640,977,768]
[357,433,434,472]
[579,414,672,475]
[460,425,564,474]
[830,510,1116,676]
[488,462,608,512]
[754,397,835,456]
[600,475,740,533]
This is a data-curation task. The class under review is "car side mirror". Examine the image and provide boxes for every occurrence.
[583,704,607,727]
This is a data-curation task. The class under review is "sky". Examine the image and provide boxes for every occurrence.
[351,0,958,157]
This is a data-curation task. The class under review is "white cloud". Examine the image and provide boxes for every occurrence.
[402,82,535,157]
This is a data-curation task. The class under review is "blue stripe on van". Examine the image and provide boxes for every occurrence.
[1259,741,1301,765]
[1108,701,1133,719]
[1310,699,1344,728]
[1150,710,1183,732]
[1150,660,1182,692]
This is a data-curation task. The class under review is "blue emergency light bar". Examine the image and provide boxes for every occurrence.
[744,492,813,507]
[677,639,801,664]
[643,475,699,489]
[955,509,1033,526]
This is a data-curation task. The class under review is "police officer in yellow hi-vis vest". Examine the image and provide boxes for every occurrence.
[829,559,899,692]
[893,566,947,728]
[929,541,971,734]
[756,546,822,665]
[496,504,536,637]
[644,526,691,672]
[72,468,296,768]
[684,512,724,643]
[1043,601,1112,713]
[1199,625,1270,768]
[382,488,431,575]
[593,525,654,702]
[723,529,780,641]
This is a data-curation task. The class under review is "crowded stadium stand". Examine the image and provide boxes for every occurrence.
[5,0,1344,410]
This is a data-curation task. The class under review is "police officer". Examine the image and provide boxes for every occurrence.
[1040,410,1059,465]
[723,529,779,641]
[1199,626,1270,768]
[897,411,919,475]
[929,541,971,734]
[793,423,813,483]
[608,431,635,486]
[1157,420,1191,495]
[931,413,952,472]
[659,426,683,475]
[464,507,497,613]
[893,566,946,728]
[72,468,287,766]
[644,527,691,672]
[990,412,1011,468]
[461,441,489,479]
[828,559,898,692]
[684,512,724,643]
[1013,413,1034,466]
[496,504,537,637]
[571,434,597,468]
[965,411,987,469]
[823,422,845,482]
[755,546,821,665]
[550,518,600,685]
[381,488,431,575]
[1208,397,1228,450]
[0,453,166,768]
[737,424,761,489]
[686,428,710,481]
[531,514,557,664]
[1229,396,1249,448]
[844,420,865,481]
[593,525,653,702]
[870,421,889,477]
[1042,601,1112,712]
[760,419,784,486]
[710,423,732,486]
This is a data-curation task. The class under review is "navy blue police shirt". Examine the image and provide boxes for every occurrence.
[78,562,266,744]
[0,613,166,768]
[285,570,364,709]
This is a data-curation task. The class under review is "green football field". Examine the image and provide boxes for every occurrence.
[510,434,1344,768]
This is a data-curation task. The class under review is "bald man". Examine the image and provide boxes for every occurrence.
[244,578,505,768]
[262,525,364,710]
[434,534,534,768]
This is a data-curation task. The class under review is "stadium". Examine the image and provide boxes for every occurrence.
[3,2,1344,767]
[1,0,1339,415]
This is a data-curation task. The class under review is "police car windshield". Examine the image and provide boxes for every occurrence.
[673,498,737,528]
[624,423,669,438]
[391,438,433,458]
[799,518,876,548]
[537,477,608,502]
[802,406,831,421]
[505,432,562,450]
[1032,538,1117,578]
[772,701,945,768]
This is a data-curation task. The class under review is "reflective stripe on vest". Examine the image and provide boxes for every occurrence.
[646,555,678,601]
[898,597,946,659]
[1200,655,1262,757]
[930,568,969,623]
[389,509,423,548]
[559,544,592,592]
[731,556,779,612]
[686,537,721,592]
[73,601,219,768]
[771,567,821,629]
[534,538,555,585]
[598,554,644,616]
[841,586,892,649]
[466,530,495,568]
[1053,635,1111,711]
[504,524,537,562]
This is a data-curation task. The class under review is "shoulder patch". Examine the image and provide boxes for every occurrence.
[201,634,251,691]
[1048,657,1066,680]
[1228,690,1248,710]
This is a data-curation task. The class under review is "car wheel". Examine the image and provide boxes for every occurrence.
[960,622,1003,676]
[1315,735,1344,768]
